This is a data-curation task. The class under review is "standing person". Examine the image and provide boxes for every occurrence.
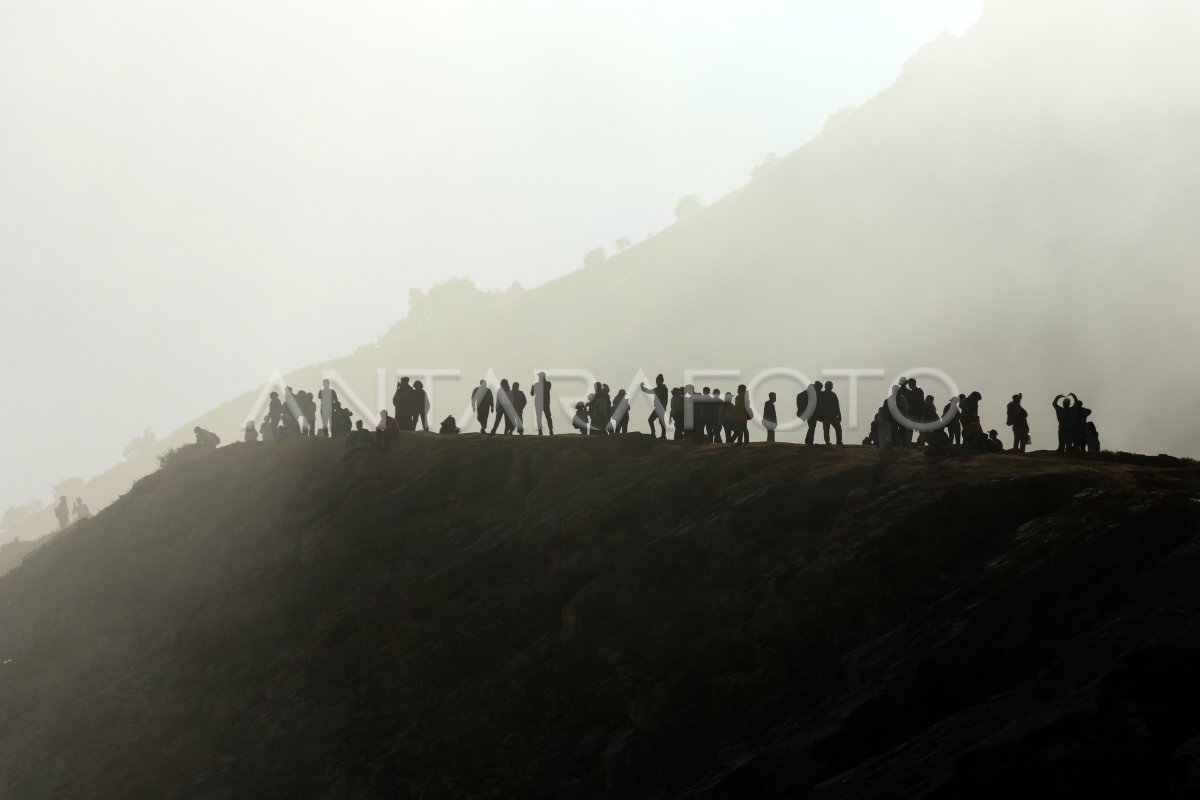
[589,382,612,435]
[1052,394,1073,452]
[472,380,493,433]
[640,374,670,440]
[730,385,753,444]
[267,391,284,429]
[318,379,338,434]
[818,381,844,446]
[531,372,555,435]
[298,391,316,436]
[412,380,430,432]
[511,381,527,435]
[763,392,778,442]
[610,389,630,433]
[804,382,824,445]
[1006,393,1030,452]
[670,388,686,440]
[960,391,984,444]
[903,379,924,446]
[1068,393,1089,451]
[72,498,91,521]
[722,392,735,443]
[393,377,414,432]
[491,379,515,435]
[797,386,812,440]
[944,396,963,446]
[700,388,715,443]
[54,497,70,531]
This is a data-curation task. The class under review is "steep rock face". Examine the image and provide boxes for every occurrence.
[0,436,1197,798]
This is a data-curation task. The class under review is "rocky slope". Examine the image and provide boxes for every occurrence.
[0,435,1197,798]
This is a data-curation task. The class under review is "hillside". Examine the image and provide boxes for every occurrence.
[14,0,1196,541]
[1,434,1198,798]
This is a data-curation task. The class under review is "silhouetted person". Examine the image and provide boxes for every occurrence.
[1053,393,1075,452]
[917,396,938,447]
[796,387,811,438]
[259,418,275,442]
[267,391,283,428]
[720,388,736,443]
[611,389,629,433]
[439,415,460,435]
[903,379,924,446]
[1068,394,1090,451]
[944,397,962,446]
[511,381,527,434]
[699,387,714,442]
[55,497,70,531]
[818,381,843,446]
[345,419,373,449]
[572,402,591,434]
[804,383,824,445]
[960,391,983,443]
[318,379,338,434]
[194,426,221,448]
[531,372,554,435]
[1086,421,1101,453]
[670,388,686,440]
[277,409,301,440]
[589,382,612,435]
[376,410,400,446]
[331,405,353,436]
[730,385,752,443]
[986,429,1004,453]
[641,374,669,439]
[394,377,414,432]
[491,379,515,435]
[763,392,777,442]
[924,428,951,457]
[298,390,316,436]
[472,380,493,432]
[244,421,259,443]
[1006,393,1029,452]
[412,380,430,431]
[72,498,91,521]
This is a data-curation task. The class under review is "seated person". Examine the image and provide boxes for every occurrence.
[194,426,221,448]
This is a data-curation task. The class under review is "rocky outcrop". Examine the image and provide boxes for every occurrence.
[0,436,1196,798]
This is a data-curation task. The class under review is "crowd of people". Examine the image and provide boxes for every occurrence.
[231,373,1101,457]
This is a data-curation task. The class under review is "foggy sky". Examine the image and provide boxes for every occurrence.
[0,1,981,512]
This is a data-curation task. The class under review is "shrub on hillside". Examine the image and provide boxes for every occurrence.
[156,442,211,470]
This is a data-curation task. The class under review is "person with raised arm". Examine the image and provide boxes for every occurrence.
[640,374,670,440]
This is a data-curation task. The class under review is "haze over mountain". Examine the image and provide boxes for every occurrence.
[0,0,981,517]
[4,0,1198,542]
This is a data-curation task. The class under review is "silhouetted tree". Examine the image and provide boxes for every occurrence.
[583,247,606,269]
[614,236,631,252]
[674,194,703,220]
[122,427,158,462]
[752,152,780,177]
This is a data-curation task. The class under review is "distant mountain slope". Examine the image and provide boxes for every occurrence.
[19,0,1198,530]
[0,436,1197,797]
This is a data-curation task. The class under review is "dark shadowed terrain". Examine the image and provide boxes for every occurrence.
[1,435,1198,798]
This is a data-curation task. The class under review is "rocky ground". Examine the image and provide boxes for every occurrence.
[0,434,1197,798]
